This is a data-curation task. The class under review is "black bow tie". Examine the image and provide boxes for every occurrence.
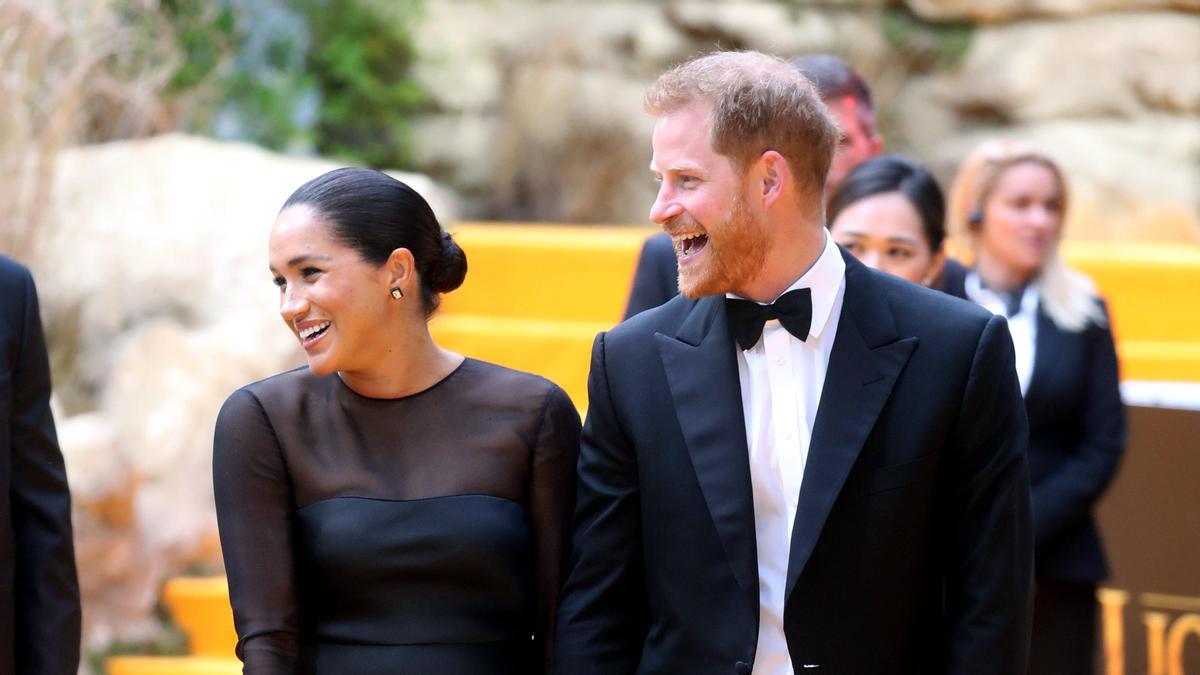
[725,288,813,350]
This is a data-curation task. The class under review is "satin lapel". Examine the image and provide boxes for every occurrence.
[656,295,758,594]
[785,253,918,601]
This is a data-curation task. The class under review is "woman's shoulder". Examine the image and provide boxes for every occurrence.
[459,358,575,410]
[462,358,560,393]
[221,365,326,413]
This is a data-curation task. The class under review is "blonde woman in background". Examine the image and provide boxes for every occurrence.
[946,140,1126,675]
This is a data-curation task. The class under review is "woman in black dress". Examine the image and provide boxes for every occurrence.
[946,140,1126,675]
[213,168,581,674]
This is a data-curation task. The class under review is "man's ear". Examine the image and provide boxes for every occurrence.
[758,150,792,209]
[385,247,416,294]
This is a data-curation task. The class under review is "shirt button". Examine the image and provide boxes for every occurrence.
[783,430,793,440]
[775,355,785,366]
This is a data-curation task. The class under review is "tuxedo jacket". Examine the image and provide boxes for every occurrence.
[942,274,1126,583]
[0,256,80,675]
[557,250,1034,675]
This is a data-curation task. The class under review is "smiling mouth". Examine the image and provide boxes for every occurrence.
[298,321,330,346]
[674,232,709,261]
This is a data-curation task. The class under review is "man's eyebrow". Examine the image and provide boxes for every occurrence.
[648,161,705,175]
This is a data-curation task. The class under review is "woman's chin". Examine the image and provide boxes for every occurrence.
[306,356,338,376]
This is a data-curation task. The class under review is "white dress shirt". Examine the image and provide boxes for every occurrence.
[730,233,846,675]
[964,272,1038,396]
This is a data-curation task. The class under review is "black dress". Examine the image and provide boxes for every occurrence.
[213,358,581,675]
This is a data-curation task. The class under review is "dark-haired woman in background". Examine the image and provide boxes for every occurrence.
[827,154,966,290]
[213,168,580,675]
[947,140,1125,675]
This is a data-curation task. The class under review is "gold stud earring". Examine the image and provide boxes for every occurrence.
[390,288,403,300]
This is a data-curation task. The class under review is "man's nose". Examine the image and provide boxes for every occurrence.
[649,185,683,226]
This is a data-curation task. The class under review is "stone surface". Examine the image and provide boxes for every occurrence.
[922,116,1200,242]
[487,62,655,224]
[406,1,891,224]
[907,0,1200,22]
[949,13,1200,123]
[57,412,163,650]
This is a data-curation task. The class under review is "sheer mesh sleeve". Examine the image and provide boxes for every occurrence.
[528,385,582,670]
[213,388,300,674]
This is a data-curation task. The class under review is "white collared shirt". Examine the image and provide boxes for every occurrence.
[729,233,846,675]
[964,272,1038,396]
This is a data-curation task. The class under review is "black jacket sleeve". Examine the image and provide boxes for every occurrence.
[2,257,81,675]
[943,314,1034,674]
[554,332,647,673]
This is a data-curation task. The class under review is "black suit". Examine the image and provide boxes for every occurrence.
[624,232,972,319]
[558,250,1034,674]
[0,256,80,675]
[623,233,677,319]
[942,273,1125,674]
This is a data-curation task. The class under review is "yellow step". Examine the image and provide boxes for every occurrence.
[106,657,240,675]
[431,314,606,412]
[441,222,646,324]
[1117,341,1200,383]
[1065,241,1200,346]
[162,577,236,658]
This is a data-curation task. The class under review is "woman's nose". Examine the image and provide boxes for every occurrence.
[279,285,308,322]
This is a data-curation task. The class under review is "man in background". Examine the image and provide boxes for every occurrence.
[623,54,883,319]
[1,255,81,675]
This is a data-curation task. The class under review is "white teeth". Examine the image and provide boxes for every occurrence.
[299,321,330,339]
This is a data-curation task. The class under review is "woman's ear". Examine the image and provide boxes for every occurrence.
[385,247,416,296]
[923,251,947,288]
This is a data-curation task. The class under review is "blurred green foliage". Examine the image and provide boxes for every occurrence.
[882,5,974,72]
[152,0,426,169]
[160,0,239,93]
[303,0,426,168]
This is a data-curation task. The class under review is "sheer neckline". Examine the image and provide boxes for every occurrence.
[333,357,473,403]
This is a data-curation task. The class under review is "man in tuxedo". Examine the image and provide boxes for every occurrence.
[555,52,1033,674]
[623,54,883,319]
[0,255,81,675]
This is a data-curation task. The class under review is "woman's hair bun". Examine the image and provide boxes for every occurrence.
[427,230,467,294]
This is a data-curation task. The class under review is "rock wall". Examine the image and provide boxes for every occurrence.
[405,0,1199,241]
